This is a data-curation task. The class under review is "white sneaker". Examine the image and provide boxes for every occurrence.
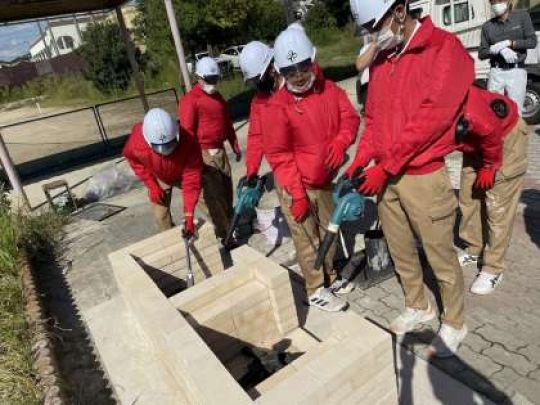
[470,272,503,295]
[390,303,436,335]
[330,278,355,295]
[458,251,479,267]
[428,324,468,358]
[307,287,348,312]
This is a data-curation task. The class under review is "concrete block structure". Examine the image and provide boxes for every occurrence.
[107,224,494,404]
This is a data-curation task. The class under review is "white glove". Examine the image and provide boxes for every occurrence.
[490,40,512,54]
[500,47,518,64]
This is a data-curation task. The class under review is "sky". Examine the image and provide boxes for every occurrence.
[0,23,39,61]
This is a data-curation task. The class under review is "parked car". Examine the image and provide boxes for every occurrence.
[219,45,245,69]
[186,51,233,77]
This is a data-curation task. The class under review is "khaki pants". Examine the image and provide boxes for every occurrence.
[459,119,529,275]
[280,187,337,296]
[151,182,174,232]
[199,149,233,239]
[378,168,465,329]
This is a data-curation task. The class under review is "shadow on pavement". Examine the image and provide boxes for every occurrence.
[395,330,512,404]
[521,188,540,248]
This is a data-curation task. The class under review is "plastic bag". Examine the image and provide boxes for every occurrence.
[255,206,291,246]
[84,163,137,202]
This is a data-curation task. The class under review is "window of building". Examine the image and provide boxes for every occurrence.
[443,1,470,25]
[57,36,75,50]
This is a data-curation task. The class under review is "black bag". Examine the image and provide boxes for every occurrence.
[358,221,395,289]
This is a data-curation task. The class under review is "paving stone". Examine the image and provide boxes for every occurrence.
[353,295,393,315]
[463,331,493,354]
[508,377,540,404]
[362,285,390,300]
[458,346,503,377]
[483,345,537,376]
[380,293,405,310]
[509,392,536,405]
[518,345,540,366]
[529,368,540,381]
[490,367,523,392]
[476,324,529,352]
[453,368,512,404]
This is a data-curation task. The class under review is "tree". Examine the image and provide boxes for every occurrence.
[77,21,135,93]
[135,0,286,67]
[304,1,337,31]
[320,0,351,27]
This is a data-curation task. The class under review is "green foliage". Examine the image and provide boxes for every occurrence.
[305,1,338,31]
[77,21,135,93]
[0,183,10,216]
[135,0,286,72]
[0,200,66,403]
[320,0,352,27]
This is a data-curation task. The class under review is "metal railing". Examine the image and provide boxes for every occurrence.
[0,88,178,180]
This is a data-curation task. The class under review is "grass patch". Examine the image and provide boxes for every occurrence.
[0,187,67,403]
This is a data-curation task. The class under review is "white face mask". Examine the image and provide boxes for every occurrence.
[202,84,217,94]
[491,2,508,16]
[376,16,403,51]
[286,72,316,94]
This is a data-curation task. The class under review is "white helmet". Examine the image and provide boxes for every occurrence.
[195,57,220,78]
[273,28,316,71]
[142,108,179,156]
[350,0,397,30]
[239,41,274,81]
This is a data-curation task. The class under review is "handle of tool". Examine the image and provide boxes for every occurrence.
[314,231,337,271]
[184,236,194,287]
[223,214,240,249]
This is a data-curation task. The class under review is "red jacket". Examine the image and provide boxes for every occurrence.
[261,77,360,200]
[352,17,474,176]
[179,84,238,150]
[456,86,519,171]
[245,64,323,178]
[245,92,271,178]
[123,123,203,215]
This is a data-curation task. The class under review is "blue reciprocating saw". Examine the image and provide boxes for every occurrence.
[224,175,267,249]
[314,168,366,270]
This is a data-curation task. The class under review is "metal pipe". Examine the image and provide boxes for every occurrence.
[0,131,30,209]
[115,6,149,112]
[72,14,83,46]
[163,0,192,92]
[47,18,61,57]
[36,21,51,59]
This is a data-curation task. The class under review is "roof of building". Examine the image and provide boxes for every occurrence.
[0,0,126,23]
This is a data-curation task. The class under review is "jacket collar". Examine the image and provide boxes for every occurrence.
[404,16,435,52]
[272,66,326,105]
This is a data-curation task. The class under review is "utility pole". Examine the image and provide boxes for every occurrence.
[163,0,192,92]
[116,6,149,112]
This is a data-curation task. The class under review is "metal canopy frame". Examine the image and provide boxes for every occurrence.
[0,0,191,209]
[0,0,126,23]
